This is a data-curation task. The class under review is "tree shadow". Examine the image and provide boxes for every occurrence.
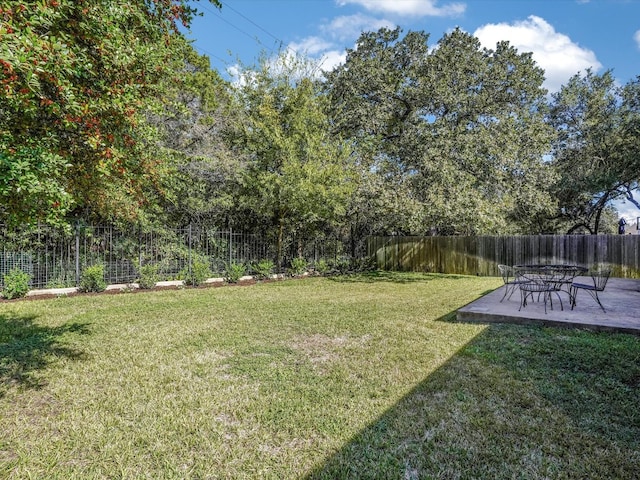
[0,314,90,398]
[306,320,640,479]
[327,271,470,284]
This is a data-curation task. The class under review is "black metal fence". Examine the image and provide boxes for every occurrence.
[0,224,358,289]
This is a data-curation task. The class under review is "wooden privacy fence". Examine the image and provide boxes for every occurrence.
[367,235,640,278]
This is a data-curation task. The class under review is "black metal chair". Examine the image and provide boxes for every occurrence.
[570,269,611,313]
[498,264,526,302]
[516,265,566,314]
[519,280,562,314]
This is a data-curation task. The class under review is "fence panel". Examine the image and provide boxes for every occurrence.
[368,235,640,278]
[0,224,359,289]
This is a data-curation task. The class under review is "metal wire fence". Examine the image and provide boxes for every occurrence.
[0,224,361,289]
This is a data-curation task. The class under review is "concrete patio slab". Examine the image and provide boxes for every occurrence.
[457,277,640,335]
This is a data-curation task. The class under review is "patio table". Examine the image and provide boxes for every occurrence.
[514,264,587,313]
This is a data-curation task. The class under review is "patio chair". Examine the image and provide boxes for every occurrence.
[498,264,526,302]
[570,269,611,313]
[519,280,563,314]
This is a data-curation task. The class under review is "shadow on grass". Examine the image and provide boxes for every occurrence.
[306,320,640,479]
[327,270,471,284]
[0,314,90,397]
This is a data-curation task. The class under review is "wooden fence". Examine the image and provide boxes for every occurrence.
[367,235,640,278]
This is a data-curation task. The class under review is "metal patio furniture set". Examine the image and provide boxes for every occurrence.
[498,264,611,314]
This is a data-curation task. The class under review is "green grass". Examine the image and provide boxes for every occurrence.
[0,272,639,479]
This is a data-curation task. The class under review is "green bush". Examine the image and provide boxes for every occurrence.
[289,257,308,276]
[330,258,352,275]
[253,259,274,280]
[137,263,160,289]
[79,264,107,293]
[184,258,212,287]
[224,262,246,283]
[2,267,31,299]
[314,259,329,276]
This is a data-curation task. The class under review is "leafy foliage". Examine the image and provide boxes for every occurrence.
[325,27,555,236]
[183,257,212,286]
[289,257,308,276]
[314,259,329,276]
[224,262,246,284]
[253,259,274,280]
[137,263,160,290]
[2,267,30,299]
[0,0,220,226]
[79,264,106,293]
[229,54,354,266]
[549,70,640,233]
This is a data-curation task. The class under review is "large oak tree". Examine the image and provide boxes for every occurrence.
[325,27,556,236]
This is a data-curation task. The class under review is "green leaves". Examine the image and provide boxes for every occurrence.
[0,0,220,226]
[325,27,554,235]
[230,55,354,262]
[549,70,640,234]
[0,136,72,226]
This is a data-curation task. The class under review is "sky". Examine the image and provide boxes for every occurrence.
[184,0,640,221]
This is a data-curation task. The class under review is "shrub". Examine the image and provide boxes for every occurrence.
[2,267,31,299]
[330,258,351,275]
[137,263,160,289]
[253,259,274,281]
[224,262,246,284]
[79,264,107,293]
[45,268,75,288]
[184,258,212,286]
[314,259,329,276]
[290,257,308,276]
[351,257,376,273]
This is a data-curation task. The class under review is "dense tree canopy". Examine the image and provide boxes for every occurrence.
[0,0,220,226]
[549,70,640,234]
[227,55,354,265]
[2,10,639,241]
[325,28,556,237]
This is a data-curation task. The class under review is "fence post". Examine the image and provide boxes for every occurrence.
[138,224,143,268]
[188,223,192,280]
[229,228,233,266]
[75,222,80,286]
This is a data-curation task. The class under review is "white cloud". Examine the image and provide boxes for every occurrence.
[613,199,640,224]
[318,50,348,71]
[286,38,347,73]
[288,36,334,56]
[635,30,640,50]
[321,13,395,41]
[336,0,465,17]
[474,15,602,93]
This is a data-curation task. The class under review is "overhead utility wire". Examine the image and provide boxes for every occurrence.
[222,2,282,44]
[197,2,280,55]
[200,1,302,57]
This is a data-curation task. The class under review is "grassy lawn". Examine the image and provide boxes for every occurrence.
[0,272,639,479]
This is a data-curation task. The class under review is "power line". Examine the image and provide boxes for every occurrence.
[200,1,303,59]
[222,2,282,45]
[197,1,281,55]
[190,42,232,67]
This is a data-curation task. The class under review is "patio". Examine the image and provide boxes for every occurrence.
[457,276,640,335]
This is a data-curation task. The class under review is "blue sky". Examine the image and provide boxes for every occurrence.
[185,0,640,221]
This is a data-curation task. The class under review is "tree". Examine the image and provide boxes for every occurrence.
[324,28,555,237]
[549,70,640,234]
[147,44,242,229]
[0,0,220,227]
[617,76,640,212]
[228,54,354,267]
